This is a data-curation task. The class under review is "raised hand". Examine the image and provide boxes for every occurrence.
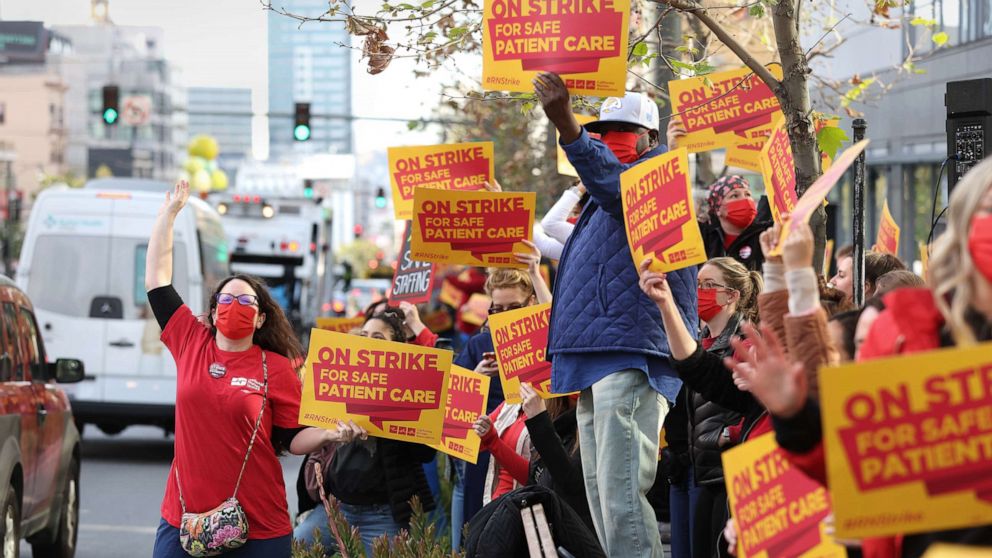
[533,72,582,143]
[638,258,673,308]
[398,301,426,334]
[483,179,503,193]
[162,179,190,216]
[519,382,547,419]
[514,239,542,274]
[782,221,814,272]
[759,221,783,264]
[724,324,808,418]
[666,116,687,150]
[473,414,493,438]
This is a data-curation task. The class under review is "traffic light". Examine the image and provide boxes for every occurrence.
[353,224,364,238]
[102,85,119,125]
[303,179,314,199]
[294,102,311,141]
[375,187,386,209]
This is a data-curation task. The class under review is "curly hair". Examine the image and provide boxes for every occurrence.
[364,311,407,343]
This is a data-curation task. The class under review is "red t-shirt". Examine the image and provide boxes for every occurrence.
[159,306,303,539]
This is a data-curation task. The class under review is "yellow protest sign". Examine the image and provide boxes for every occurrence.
[920,241,930,279]
[299,329,452,445]
[388,142,495,220]
[558,114,596,176]
[723,433,847,558]
[316,316,367,334]
[620,148,707,272]
[488,303,559,403]
[759,116,798,224]
[460,293,492,327]
[430,365,490,463]
[819,342,992,539]
[725,121,778,172]
[874,199,900,255]
[771,140,870,256]
[411,189,536,269]
[923,544,992,558]
[669,65,784,153]
[482,0,630,97]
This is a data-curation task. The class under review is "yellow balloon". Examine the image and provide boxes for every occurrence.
[188,135,220,160]
[191,169,212,193]
[211,169,229,191]
[184,157,205,174]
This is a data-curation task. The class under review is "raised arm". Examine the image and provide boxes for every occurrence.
[638,258,698,360]
[515,240,553,304]
[145,180,190,292]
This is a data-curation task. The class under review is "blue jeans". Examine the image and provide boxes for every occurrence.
[293,502,404,556]
[153,518,291,558]
[577,369,670,558]
[669,468,701,558]
[450,458,466,550]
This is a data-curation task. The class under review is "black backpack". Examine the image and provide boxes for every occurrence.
[464,485,605,558]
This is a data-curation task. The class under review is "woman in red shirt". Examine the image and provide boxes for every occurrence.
[149,181,362,558]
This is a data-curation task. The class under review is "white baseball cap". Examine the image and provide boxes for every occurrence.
[585,92,660,134]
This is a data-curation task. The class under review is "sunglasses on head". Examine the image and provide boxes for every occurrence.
[215,293,258,306]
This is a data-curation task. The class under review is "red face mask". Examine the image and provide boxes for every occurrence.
[215,302,258,340]
[601,130,650,163]
[723,197,757,230]
[969,213,992,283]
[697,288,723,322]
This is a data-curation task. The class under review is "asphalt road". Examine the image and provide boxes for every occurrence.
[21,426,304,558]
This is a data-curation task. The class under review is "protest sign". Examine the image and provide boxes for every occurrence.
[725,122,777,172]
[920,241,930,278]
[723,433,847,558]
[759,116,798,224]
[316,316,366,334]
[460,293,492,328]
[875,199,900,255]
[488,303,562,403]
[422,308,454,333]
[430,365,490,463]
[299,329,451,444]
[482,0,630,97]
[771,139,870,256]
[620,148,707,273]
[388,142,495,220]
[558,114,597,176]
[439,277,467,308]
[411,189,535,269]
[820,342,992,538]
[389,221,436,305]
[923,545,992,558]
[669,65,784,153]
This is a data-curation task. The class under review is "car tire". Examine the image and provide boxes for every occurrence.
[0,485,20,558]
[32,458,79,558]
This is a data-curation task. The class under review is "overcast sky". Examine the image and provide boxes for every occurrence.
[2,0,446,157]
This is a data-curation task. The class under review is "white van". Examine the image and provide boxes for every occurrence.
[16,179,229,435]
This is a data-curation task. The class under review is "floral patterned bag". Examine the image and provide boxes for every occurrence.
[176,352,268,557]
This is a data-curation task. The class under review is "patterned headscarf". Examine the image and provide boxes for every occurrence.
[707,175,750,214]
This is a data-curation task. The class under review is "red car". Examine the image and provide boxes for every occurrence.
[0,275,83,558]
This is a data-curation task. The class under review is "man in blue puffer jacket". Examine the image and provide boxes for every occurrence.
[534,73,699,558]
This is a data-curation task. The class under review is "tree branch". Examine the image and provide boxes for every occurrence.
[659,0,781,90]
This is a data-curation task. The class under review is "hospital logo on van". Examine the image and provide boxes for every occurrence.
[43,214,105,231]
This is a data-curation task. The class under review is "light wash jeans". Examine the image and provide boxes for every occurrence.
[450,458,466,550]
[577,369,670,558]
[293,502,404,556]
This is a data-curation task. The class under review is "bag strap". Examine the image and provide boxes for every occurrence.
[175,350,269,513]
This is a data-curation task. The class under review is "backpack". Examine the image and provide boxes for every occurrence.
[464,485,605,558]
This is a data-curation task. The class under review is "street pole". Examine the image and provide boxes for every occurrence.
[852,118,867,308]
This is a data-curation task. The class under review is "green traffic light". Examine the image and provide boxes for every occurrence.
[303,187,314,199]
[103,108,118,124]
[294,124,311,141]
[375,197,386,209]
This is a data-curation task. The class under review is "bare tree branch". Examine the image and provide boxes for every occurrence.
[659,0,782,90]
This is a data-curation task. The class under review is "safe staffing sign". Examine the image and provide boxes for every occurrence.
[430,365,490,463]
[723,433,847,558]
[299,329,451,445]
[410,189,535,269]
[389,221,435,305]
[388,142,495,220]
[482,0,630,96]
[669,65,784,153]
[819,342,992,539]
[620,148,707,273]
